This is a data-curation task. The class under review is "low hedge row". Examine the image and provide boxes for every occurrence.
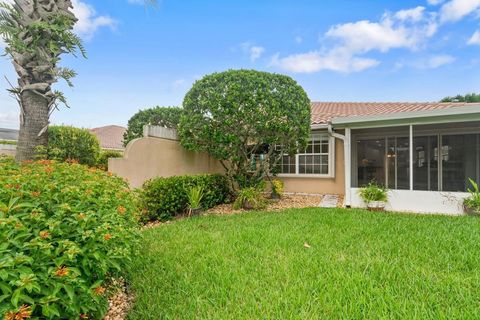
[0,157,139,319]
[141,174,230,221]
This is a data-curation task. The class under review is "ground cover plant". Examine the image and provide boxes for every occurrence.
[0,157,139,319]
[128,208,480,319]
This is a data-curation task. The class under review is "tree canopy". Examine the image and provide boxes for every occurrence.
[441,93,480,103]
[123,106,183,146]
[179,69,311,190]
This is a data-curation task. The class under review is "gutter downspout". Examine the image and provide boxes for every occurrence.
[328,124,351,208]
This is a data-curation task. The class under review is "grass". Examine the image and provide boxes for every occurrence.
[127,208,480,319]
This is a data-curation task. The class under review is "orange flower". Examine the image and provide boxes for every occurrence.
[77,213,86,220]
[54,266,69,277]
[66,159,79,164]
[22,160,33,165]
[93,286,106,296]
[39,231,50,239]
[4,305,32,320]
[15,222,23,229]
[80,314,89,319]
[31,191,41,197]
[85,189,93,195]
[104,234,112,241]
[44,167,54,174]
[107,172,113,177]
[5,184,12,189]
[117,206,127,215]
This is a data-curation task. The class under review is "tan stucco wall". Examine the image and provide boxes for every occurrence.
[279,139,345,195]
[109,137,224,188]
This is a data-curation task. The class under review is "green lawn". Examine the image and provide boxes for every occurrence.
[127,208,480,319]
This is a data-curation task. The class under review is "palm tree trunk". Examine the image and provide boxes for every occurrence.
[15,91,49,162]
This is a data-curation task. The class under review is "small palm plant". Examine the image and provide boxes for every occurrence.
[464,178,480,215]
[186,185,204,216]
[358,181,388,211]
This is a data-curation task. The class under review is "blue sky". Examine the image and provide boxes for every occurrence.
[1,0,480,129]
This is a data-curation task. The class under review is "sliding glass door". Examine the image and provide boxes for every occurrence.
[354,127,480,192]
[413,136,438,191]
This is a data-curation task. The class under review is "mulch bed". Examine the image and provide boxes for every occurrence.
[103,278,134,320]
[205,194,324,215]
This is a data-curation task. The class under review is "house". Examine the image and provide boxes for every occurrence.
[90,125,126,151]
[110,102,480,215]
[278,102,480,215]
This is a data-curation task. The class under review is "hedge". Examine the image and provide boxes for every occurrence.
[45,126,101,166]
[141,174,230,221]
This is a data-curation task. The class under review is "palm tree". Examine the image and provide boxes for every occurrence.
[0,0,85,161]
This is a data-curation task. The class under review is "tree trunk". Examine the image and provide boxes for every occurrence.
[15,91,50,162]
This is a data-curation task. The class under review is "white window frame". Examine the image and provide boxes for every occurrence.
[278,132,336,179]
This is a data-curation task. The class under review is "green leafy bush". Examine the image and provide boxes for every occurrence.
[233,186,267,210]
[97,150,123,171]
[124,107,183,146]
[45,126,101,166]
[142,174,230,221]
[0,156,139,319]
[464,178,480,214]
[358,181,388,204]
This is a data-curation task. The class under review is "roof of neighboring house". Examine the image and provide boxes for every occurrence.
[90,125,126,150]
[0,128,19,141]
[310,102,477,125]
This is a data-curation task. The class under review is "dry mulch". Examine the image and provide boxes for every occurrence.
[103,278,134,320]
[206,194,324,215]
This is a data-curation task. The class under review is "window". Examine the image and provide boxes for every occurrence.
[278,133,334,177]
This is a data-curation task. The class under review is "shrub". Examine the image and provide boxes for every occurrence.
[124,107,183,146]
[141,174,230,221]
[97,150,123,171]
[358,181,388,204]
[0,156,139,319]
[45,126,101,166]
[186,185,204,214]
[271,179,284,199]
[464,178,480,214]
[233,186,267,210]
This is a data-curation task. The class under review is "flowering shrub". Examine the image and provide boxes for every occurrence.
[142,174,230,221]
[0,156,139,319]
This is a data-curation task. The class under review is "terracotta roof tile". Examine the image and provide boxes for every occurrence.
[90,125,126,150]
[310,102,474,125]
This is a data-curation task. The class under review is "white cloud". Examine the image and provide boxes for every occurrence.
[72,0,116,40]
[468,30,480,44]
[396,54,455,69]
[428,0,445,5]
[395,6,427,22]
[240,42,265,62]
[439,0,480,22]
[270,49,379,73]
[427,54,456,67]
[272,6,437,73]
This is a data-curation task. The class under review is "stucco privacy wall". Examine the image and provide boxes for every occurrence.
[109,127,224,188]
[279,138,345,195]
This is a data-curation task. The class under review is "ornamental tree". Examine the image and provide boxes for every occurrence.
[179,69,311,190]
